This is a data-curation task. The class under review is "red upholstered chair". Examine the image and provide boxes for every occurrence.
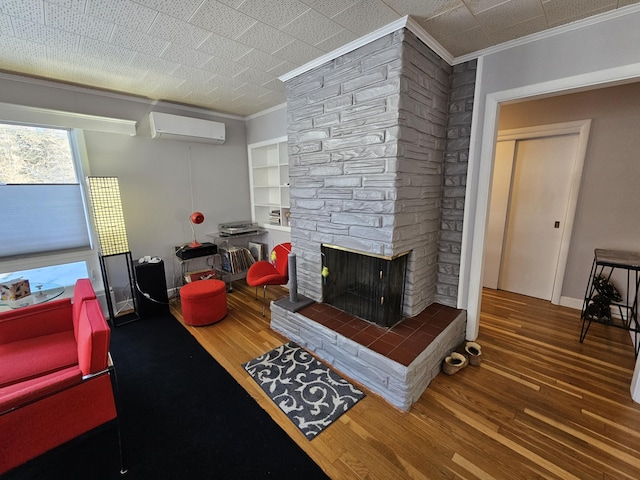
[0,279,124,475]
[246,242,291,316]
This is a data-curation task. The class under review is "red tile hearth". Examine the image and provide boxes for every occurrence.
[297,302,460,366]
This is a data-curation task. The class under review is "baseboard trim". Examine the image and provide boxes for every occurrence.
[559,296,583,310]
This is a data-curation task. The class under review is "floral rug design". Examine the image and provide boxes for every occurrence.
[243,341,365,439]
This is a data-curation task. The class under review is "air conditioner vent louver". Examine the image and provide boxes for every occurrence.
[149,112,225,144]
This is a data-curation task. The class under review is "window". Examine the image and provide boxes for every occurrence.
[0,262,89,290]
[0,122,91,258]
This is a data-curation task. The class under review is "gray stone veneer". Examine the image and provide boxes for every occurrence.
[436,60,477,307]
[285,29,452,318]
[278,28,475,410]
[270,303,467,410]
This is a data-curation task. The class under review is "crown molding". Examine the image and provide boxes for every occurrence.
[279,5,640,79]
[453,3,640,65]
[405,16,455,65]
[279,16,408,82]
[280,15,457,83]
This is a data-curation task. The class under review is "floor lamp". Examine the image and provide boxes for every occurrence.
[86,176,139,327]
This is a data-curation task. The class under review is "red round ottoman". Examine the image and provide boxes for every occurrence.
[180,279,227,326]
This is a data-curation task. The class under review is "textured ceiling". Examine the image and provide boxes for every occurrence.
[0,0,638,117]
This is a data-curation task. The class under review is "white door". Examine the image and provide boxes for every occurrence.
[498,134,579,300]
[483,140,516,289]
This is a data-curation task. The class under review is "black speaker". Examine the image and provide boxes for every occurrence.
[135,260,169,318]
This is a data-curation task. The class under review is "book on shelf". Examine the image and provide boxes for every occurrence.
[269,208,281,225]
[219,245,256,274]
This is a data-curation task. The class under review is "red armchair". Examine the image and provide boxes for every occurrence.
[0,279,123,474]
[246,242,291,316]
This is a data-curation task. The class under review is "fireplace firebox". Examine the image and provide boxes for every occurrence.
[321,244,409,327]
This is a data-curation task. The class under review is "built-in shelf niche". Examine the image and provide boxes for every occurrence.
[248,136,290,231]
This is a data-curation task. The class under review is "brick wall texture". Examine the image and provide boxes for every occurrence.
[437,59,476,306]
[284,28,475,315]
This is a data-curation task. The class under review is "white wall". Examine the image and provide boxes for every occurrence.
[245,104,287,145]
[0,74,251,297]
[462,9,640,401]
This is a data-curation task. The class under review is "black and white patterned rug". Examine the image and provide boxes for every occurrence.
[243,341,365,439]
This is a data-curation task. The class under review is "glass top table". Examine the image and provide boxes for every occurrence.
[0,282,65,309]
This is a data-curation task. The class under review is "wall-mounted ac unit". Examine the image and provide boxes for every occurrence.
[149,112,225,144]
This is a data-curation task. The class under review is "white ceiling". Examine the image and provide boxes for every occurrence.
[0,0,638,117]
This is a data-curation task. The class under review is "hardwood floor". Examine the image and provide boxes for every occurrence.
[170,283,640,479]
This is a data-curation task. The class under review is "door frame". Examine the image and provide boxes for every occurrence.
[459,57,640,401]
[489,120,591,304]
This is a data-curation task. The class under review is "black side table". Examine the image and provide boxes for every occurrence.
[135,260,169,318]
[580,248,640,357]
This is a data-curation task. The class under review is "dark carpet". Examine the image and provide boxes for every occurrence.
[3,314,330,480]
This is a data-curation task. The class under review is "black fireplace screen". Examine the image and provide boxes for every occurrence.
[321,244,409,327]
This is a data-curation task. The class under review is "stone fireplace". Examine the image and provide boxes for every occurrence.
[321,244,409,327]
[271,22,475,410]
[286,27,448,316]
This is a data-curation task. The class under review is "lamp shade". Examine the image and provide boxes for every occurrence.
[188,211,204,248]
[190,211,204,224]
[86,176,130,256]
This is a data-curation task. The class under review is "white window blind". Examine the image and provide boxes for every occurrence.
[0,184,90,257]
[0,123,91,258]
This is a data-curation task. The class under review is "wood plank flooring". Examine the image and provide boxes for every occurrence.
[170,284,640,479]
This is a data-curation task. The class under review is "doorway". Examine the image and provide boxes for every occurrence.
[482,120,591,304]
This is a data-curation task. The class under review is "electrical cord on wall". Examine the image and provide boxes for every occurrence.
[188,145,195,214]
